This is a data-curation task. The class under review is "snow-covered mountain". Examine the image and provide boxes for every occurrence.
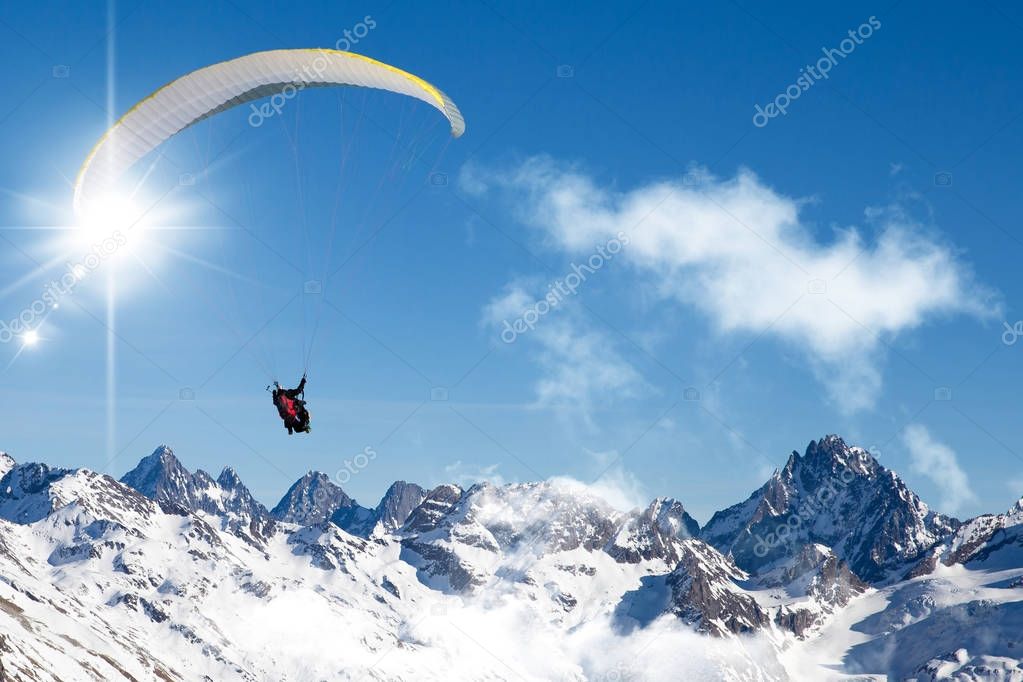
[270,473,426,539]
[606,497,701,564]
[0,461,77,523]
[270,470,356,525]
[907,495,1023,577]
[702,435,958,583]
[0,435,1021,681]
[120,445,275,545]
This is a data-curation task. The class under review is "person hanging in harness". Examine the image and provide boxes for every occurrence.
[271,374,311,435]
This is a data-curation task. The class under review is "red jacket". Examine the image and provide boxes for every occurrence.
[276,394,298,419]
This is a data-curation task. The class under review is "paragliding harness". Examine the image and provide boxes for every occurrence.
[269,376,311,435]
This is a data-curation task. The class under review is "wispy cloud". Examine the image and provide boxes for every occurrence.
[466,157,999,412]
[444,460,508,487]
[547,449,649,512]
[902,424,978,514]
[483,281,646,423]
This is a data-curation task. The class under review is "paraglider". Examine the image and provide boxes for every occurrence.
[72,49,465,436]
[271,375,310,435]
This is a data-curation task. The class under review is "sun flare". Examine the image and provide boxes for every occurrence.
[74,193,149,261]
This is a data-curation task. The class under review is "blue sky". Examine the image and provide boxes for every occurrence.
[1,0,1021,522]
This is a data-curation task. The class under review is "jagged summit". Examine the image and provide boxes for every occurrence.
[217,466,244,489]
[270,473,427,537]
[120,447,273,543]
[270,471,356,526]
[376,480,427,532]
[701,435,958,583]
[333,479,428,537]
[788,434,879,478]
[606,497,701,565]
[119,445,190,504]
[1,461,72,492]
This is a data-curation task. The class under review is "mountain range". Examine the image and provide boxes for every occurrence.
[0,435,1021,680]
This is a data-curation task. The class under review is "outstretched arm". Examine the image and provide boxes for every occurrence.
[284,376,306,398]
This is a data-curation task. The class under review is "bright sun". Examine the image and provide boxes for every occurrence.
[22,329,40,347]
[75,193,149,260]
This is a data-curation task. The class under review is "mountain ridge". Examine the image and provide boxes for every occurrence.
[0,434,1020,680]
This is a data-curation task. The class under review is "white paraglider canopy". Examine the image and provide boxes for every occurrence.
[74,48,465,214]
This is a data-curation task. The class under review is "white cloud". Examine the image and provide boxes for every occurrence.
[483,281,645,420]
[481,279,537,326]
[902,424,978,514]
[443,460,508,488]
[466,157,998,412]
[547,449,649,512]
[400,602,782,681]
[532,318,643,407]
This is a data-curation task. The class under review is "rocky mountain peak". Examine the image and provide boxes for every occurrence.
[270,471,355,526]
[120,446,190,506]
[702,434,957,583]
[1,462,74,499]
[402,484,464,534]
[120,449,273,544]
[783,435,879,484]
[606,497,701,565]
[646,497,701,538]
[0,462,77,523]
[217,466,244,490]
[269,474,427,538]
[663,541,770,636]
[375,481,427,532]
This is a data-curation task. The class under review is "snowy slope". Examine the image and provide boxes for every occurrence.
[783,562,1023,680]
[908,496,1023,579]
[0,467,781,680]
[1,435,1022,680]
